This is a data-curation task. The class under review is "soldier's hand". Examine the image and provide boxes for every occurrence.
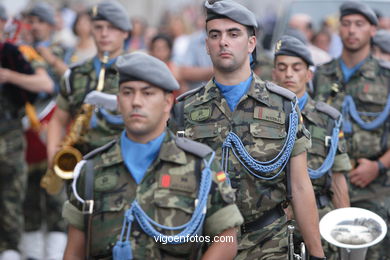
[349,158,379,187]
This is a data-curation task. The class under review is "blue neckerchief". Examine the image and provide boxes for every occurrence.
[120,131,166,184]
[298,92,309,111]
[340,58,366,83]
[92,55,118,78]
[215,74,253,112]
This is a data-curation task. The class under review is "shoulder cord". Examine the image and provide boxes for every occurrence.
[112,152,215,260]
[221,99,298,180]
[342,94,390,133]
[308,116,342,179]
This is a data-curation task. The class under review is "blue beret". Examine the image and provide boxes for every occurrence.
[0,3,7,21]
[340,1,378,25]
[205,0,258,29]
[373,30,390,54]
[115,52,179,92]
[28,2,55,26]
[90,1,131,32]
[274,35,314,66]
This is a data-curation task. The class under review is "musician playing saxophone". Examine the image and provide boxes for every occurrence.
[47,1,131,172]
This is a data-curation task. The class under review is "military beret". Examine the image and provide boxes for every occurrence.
[28,2,55,26]
[373,30,390,54]
[205,0,258,29]
[274,35,314,66]
[115,52,179,92]
[0,3,7,21]
[284,27,308,44]
[90,1,131,32]
[340,1,378,25]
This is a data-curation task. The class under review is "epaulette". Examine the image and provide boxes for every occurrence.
[315,101,340,120]
[378,59,390,70]
[175,137,213,158]
[176,85,205,102]
[265,81,296,101]
[83,139,117,160]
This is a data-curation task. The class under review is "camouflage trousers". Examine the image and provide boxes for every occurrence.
[0,129,28,252]
[235,216,288,260]
[349,173,390,260]
[23,161,66,232]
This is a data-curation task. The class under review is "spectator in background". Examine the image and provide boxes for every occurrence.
[289,13,332,65]
[52,9,76,49]
[127,16,147,52]
[312,29,332,53]
[176,7,213,90]
[167,13,191,64]
[373,29,390,62]
[63,11,96,65]
[149,33,186,96]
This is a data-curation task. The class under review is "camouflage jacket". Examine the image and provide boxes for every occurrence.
[177,74,311,245]
[313,56,390,200]
[302,96,351,205]
[56,58,123,154]
[63,130,243,260]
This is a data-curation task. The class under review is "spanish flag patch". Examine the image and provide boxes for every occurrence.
[216,171,227,182]
[338,131,344,139]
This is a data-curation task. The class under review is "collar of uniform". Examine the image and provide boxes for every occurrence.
[246,74,271,106]
[321,58,341,78]
[191,79,220,106]
[301,96,326,125]
[301,95,318,124]
[97,139,124,168]
[158,130,188,165]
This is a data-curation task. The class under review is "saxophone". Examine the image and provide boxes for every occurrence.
[40,52,109,195]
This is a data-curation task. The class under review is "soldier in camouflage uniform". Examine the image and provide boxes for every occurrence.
[20,3,70,259]
[0,3,48,259]
[272,35,352,260]
[174,1,326,259]
[313,2,390,260]
[63,52,243,260]
[47,0,131,164]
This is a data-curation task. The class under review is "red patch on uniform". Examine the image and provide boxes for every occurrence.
[161,174,171,188]
[363,84,370,93]
[216,171,227,182]
[258,107,263,119]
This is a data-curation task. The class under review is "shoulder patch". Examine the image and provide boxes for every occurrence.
[265,81,296,101]
[83,139,117,160]
[176,85,205,102]
[175,137,213,158]
[315,101,340,120]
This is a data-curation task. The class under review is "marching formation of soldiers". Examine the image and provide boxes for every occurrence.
[0,0,389,260]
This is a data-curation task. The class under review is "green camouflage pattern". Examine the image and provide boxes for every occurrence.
[313,56,390,260]
[63,130,243,259]
[0,128,27,252]
[23,161,66,232]
[294,96,352,260]
[56,58,123,154]
[176,74,311,259]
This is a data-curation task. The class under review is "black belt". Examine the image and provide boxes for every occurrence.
[316,193,331,209]
[241,205,285,234]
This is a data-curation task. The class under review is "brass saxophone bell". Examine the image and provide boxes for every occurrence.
[40,168,64,195]
[53,145,83,179]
